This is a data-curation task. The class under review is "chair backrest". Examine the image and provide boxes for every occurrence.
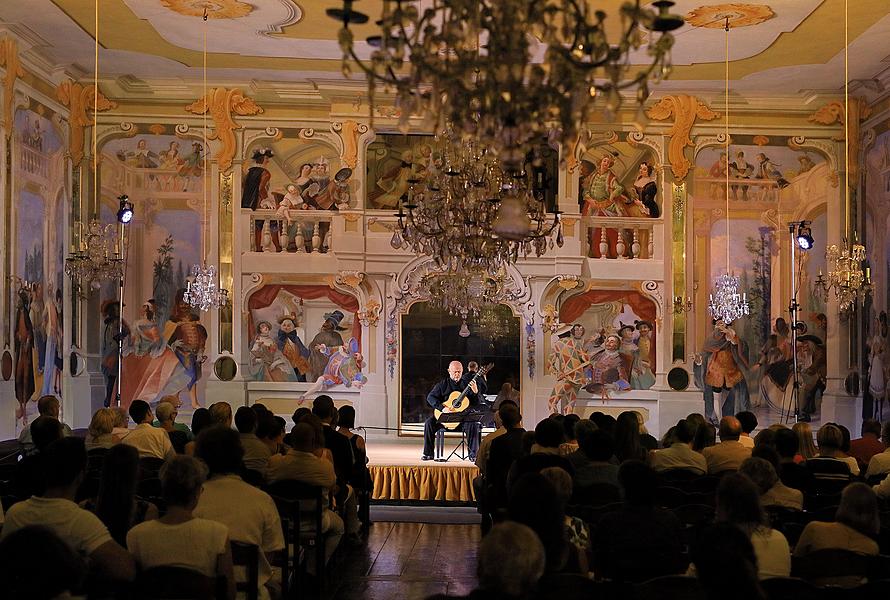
[634,575,706,600]
[656,486,688,509]
[230,541,259,600]
[139,457,166,479]
[572,482,622,506]
[759,576,821,600]
[269,495,299,600]
[791,548,873,583]
[240,467,265,488]
[133,566,215,599]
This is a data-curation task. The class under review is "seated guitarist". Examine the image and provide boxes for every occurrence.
[422,360,487,461]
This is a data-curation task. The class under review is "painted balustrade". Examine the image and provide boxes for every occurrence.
[245,209,335,254]
[580,216,661,260]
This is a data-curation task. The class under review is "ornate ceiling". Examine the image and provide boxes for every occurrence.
[1,0,889,101]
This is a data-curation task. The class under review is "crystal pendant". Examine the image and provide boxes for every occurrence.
[183,263,229,312]
[707,274,749,325]
[459,320,471,338]
[390,230,402,249]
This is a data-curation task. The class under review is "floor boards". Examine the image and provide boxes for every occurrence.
[326,522,480,600]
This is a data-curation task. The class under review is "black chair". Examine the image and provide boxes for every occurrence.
[766,507,810,547]
[566,501,623,527]
[659,469,703,484]
[269,495,300,600]
[633,575,706,600]
[266,480,326,594]
[139,456,166,479]
[655,486,688,509]
[240,467,266,488]
[804,491,843,512]
[791,549,872,585]
[760,576,824,600]
[231,541,259,600]
[572,482,622,506]
[133,566,216,599]
[535,573,599,600]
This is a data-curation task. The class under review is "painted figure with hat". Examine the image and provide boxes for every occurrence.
[301,337,366,399]
[101,300,131,408]
[631,320,656,390]
[277,313,311,381]
[617,322,638,377]
[584,332,631,400]
[547,323,591,414]
[14,283,36,422]
[242,147,281,252]
[249,320,296,382]
[308,310,347,382]
[694,320,751,424]
[166,290,208,409]
[799,333,826,422]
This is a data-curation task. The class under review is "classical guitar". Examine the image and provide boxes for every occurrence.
[434,363,494,430]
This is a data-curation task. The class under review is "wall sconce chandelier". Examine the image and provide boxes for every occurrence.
[673,295,692,314]
[815,239,870,313]
[329,0,683,164]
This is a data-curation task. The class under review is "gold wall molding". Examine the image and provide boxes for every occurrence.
[808,98,871,188]
[185,87,263,173]
[332,120,369,170]
[647,95,719,181]
[0,37,24,135]
[56,80,117,166]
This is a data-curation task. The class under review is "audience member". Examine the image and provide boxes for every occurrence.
[484,403,526,508]
[692,421,717,453]
[18,394,71,453]
[337,405,370,490]
[849,419,885,471]
[208,401,234,428]
[752,428,775,449]
[685,412,707,433]
[635,411,659,452]
[740,454,803,511]
[592,461,685,582]
[806,423,855,487]
[792,421,817,462]
[154,395,193,436]
[715,473,790,579]
[736,411,757,448]
[506,418,574,492]
[13,415,64,498]
[794,483,880,587]
[257,414,287,455]
[120,400,174,460]
[194,426,284,600]
[691,523,766,600]
[267,422,344,568]
[702,417,751,474]
[835,424,860,475]
[648,419,707,475]
[589,412,616,436]
[613,411,647,463]
[111,407,130,440]
[235,406,272,476]
[567,427,620,489]
[865,421,890,478]
[312,396,360,538]
[127,455,234,599]
[185,407,213,456]
[1,437,136,583]
[559,414,581,456]
[155,401,189,454]
[85,408,117,451]
[88,444,159,546]
[540,466,589,557]
[0,525,85,599]
[773,427,813,492]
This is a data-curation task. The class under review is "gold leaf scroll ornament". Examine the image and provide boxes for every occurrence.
[646,95,719,181]
[0,37,24,135]
[56,81,118,166]
[808,98,871,189]
[185,87,263,173]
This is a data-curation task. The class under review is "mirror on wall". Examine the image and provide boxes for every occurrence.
[69,351,86,377]
[1,350,12,381]
[214,355,238,381]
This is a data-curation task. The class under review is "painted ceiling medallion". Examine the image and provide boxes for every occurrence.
[161,0,253,19]
[685,4,775,28]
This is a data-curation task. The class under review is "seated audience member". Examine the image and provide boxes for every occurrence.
[773,427,813,492]
[86,444,159,546]
[636,411,659,452]
[559,414,581,456]
[792,421,818,462]
[692,421,717,453]
[267,422,344,568]
[691,523,766,600]
[507,418,574,491]
[154,395,193,434]
[614,411,648,463]
[736,411,757,449]
[567,427,620,489]
[235,406,272,476]
[477,407,506,475]
[337,405,370,489]
[1,437,136,583]
[592,461,685,583]
[648,419,707,475]
[18,394,71,453]
[13,416,64,498]
[540,467,590,556]
[312,396,355,486]
[127,455,235,600]
[866,421,890,478]
[660,425,678,448]
[257,414,287,456]
[284,408,312,447]
[0,525,85,600]
[806,423,855,486]
[185,407,212,456]
[85,408,117,451]
[121,400,175,460]
[111,407,131,440]
[484,403,526,508]
[194,426,284,600]
[850,419,885,471]
[716,473,790,579]
[702,417,752,474]
[154,401,189,454]
[740,454,803,511]
[835,424,861,475]
[752,428,776,449]
[686,412,707,433]
[794,483,880,587]
[509,473,585,575]
[590,412,616,436]
[209,401,234,429]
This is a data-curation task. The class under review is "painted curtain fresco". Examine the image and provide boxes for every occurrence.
[13,105,65,429]
[692,136,828,417]
[99,131,208,409]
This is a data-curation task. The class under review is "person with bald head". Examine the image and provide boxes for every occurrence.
[422,360,486,461]
[701,416,752,474]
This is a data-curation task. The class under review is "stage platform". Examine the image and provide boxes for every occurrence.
[364,432,479,504]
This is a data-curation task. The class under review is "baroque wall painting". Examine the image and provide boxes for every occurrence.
[99,131,208,410]
[692,136,829,418]
[577,140,660,259]
[245,284,365,399]
[546,289,657,414]
[12,104,65,429]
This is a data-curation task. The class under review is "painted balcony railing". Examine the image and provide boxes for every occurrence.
[18,144,50,182]
[580,216,661,260]
[697,176,783,203]
[244,209,334,254]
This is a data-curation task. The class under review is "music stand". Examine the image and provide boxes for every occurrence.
[434,412,486,462]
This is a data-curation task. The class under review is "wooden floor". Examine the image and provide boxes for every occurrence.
[326,522,481,600]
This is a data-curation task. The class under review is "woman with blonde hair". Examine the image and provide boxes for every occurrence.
[85,408,117,451]
[792,421,817,462]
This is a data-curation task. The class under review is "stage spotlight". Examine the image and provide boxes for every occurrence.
[117,195,134,224]
[796,223,814,250]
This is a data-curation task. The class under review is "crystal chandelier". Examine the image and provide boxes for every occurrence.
[708,274,749,325]
[184,264,228,312]
[392,128,562,272]
[65,219,124,294]
[816,240,870,313]
[328,0,683,163]
[422,267,510,321]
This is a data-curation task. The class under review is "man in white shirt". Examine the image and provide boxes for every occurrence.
[1,437,135,583]
[235,406,273,475]
[648,419,708,475]
[194,425,284,600]
[702,417,752,474]
[121,400,175,460]
[735,411,757,449]
[18,394,72,454]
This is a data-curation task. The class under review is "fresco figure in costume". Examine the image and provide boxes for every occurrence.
[249,321,297,382]
[368,150,424,209]
[101,301,130,408]
[584,333,631,401]
[242,148,280,252]
[177,142,204,191]
[301,338,367,399]
[799,335,826,422]
[729,150,754,201]
[617,323,638,377]
[632,320,656,390]
[14,286,36,423]
[547,323,591,415]
[694,321,751,424]
[277,314,311,382]
[581,155,630,258]
[166,293,208,409]
[40,285,63,397]
[307,310,347,382]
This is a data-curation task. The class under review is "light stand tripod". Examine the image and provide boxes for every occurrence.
[783,221,811,423]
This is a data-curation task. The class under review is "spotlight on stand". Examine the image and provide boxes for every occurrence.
[117,195,134,224]
[795,221,814,251]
